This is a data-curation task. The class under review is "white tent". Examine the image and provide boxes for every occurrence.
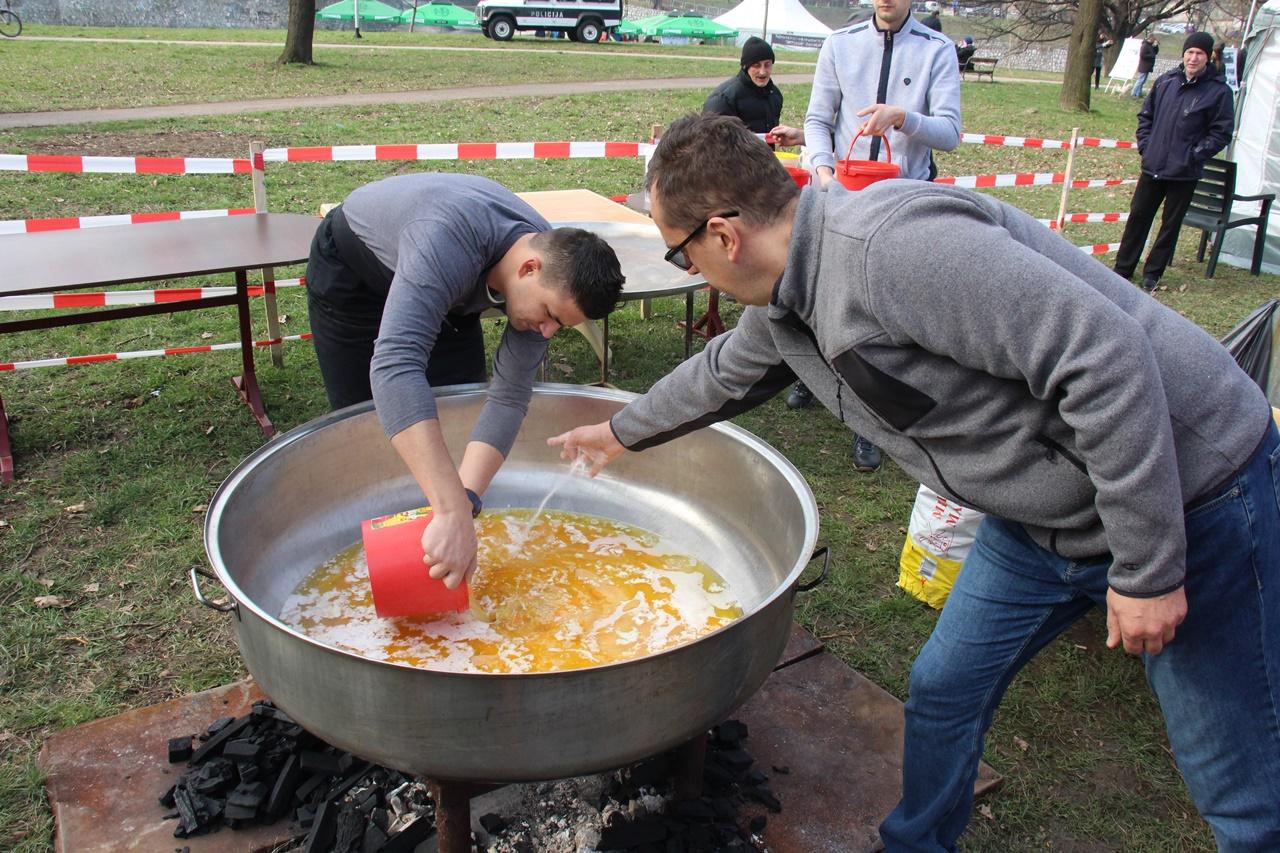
[1220,1,1280,272]
[714,0,832,51]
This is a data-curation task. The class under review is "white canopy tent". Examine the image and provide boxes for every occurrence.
[714,0,832,51]
[1220,0,1280,272]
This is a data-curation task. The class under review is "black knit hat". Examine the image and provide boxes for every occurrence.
[1183,31,1214,56]
[740,36,775,68]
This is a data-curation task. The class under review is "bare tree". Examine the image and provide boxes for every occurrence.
[1061,0,1105,110]
[970,0,1212,72]
[280,0,317,65]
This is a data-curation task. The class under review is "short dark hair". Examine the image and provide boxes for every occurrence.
[646,114,799,235]
[532,227,625,320]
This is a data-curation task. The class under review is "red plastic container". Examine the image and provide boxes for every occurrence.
[785,165,810,188]
[362,507,470,618]
[835,131,901,191]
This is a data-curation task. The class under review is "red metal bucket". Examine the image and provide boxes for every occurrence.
[362,506,470,618]
[835,131,900,191]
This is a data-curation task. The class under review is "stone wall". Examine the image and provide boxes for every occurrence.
[17,0,292,28]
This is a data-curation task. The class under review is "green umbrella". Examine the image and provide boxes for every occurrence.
[316,0,403,23]
[397,1,479,28]
[623,13,672,36]
[649,13,737,39]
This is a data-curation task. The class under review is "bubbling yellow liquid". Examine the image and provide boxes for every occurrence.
[278,509,743,674]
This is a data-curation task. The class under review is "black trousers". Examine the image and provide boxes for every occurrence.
[305,207,487,411]
[1113,173,1197,282]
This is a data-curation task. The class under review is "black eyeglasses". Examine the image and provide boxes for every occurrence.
[663,210,739,271]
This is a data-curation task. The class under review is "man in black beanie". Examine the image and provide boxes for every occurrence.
[1115,31,1234,292]
[702,36,784,136]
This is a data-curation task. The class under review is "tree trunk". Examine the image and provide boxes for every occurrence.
[279,0,317,65]
[1060,0,1105,111]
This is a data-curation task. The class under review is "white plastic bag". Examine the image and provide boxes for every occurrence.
[898,485,985,609]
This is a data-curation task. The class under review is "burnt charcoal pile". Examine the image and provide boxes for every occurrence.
[480,720,780,853]
[159,699,435,852]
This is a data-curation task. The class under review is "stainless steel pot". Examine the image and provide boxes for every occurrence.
[199,384,820,783]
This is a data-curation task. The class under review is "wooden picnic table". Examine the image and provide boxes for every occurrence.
[0,213,318,483]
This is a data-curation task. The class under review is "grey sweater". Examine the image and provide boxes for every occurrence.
[803,16,961,181]
[611,182,1271,596]
[342,173,551,456]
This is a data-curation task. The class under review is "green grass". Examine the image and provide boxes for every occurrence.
[1,33,1271,853]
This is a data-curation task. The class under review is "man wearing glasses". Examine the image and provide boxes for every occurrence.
[550,114,1280,852]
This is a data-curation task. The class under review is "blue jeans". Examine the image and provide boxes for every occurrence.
[1131,71,1150,97]
[880,422,1280,852]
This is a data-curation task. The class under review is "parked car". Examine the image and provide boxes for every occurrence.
[476,0,623,42]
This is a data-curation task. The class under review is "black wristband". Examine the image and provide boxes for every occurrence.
[463,488,483,518]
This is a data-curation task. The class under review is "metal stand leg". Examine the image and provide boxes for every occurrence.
[673,732,707,801]
[684,293,694,359]
[680,288,725,345]
[601,312,610,385]
[231,269,274,437]
[0,392,12,484]
[429,779,498,853]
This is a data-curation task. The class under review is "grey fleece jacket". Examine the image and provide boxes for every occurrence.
[610,182,1271,597]
[804,16,961,181]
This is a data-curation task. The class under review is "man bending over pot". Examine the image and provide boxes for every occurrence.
[307,173,624,589]
[550,114,1280,852]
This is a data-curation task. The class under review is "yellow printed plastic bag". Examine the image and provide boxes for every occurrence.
[897,485,985,609]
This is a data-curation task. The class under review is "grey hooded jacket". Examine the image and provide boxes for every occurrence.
[610,182,1271,597]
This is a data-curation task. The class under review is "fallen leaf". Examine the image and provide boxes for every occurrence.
[0,519,8,527]
[34,595,70,608]
[83,582,100,593]
[63,503,87,514]
[191,504,208,513]
[865,542,879,552]
[205,425,216,435]
[278,314,290,323]
[1013,736,1029,753]
[123,396,146,410]
[57,635,88,645]
[37,577,54,588]
[210,597,230,608]
[978,804,995,820]
[200,331,214,340]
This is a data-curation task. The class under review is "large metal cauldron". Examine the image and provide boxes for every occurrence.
[200,384,819,783]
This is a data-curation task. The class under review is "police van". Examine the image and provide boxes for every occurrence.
[476,0,623,43]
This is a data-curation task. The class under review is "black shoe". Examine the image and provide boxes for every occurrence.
[786,382,814,410]
[852,435,882,472]
[1141,275,1160,292]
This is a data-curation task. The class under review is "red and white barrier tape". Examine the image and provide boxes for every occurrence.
[0,278,305,312]
[0,333,314,372]
[1039,212,1130,230]
[260,141,653,163]
[960,133,1136,149]
[0,154,253,175]
[937,171,1135,189]
[1078,242,1121,255]
[0,206,257,236]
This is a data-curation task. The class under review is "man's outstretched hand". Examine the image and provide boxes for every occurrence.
[547,421,625,476]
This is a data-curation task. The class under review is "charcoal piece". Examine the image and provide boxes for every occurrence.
[168,735,194,764]
[299,749,345,776]
[252,701,296,725]
[204,716,236,738]
[294,770,329,805]
[686,823,713,848]
[714,748,754,776]
[296,803,316,829]
[172,784,201,838]
[227,781,269,811]
[191,758,236,795]
[239,761,262,784]
[380,812,436,853]
[189,715,254,764]
[702,762,733,788]
[223,802,259,821]
[599,816,667,848]
[664,836,687,853]
[770,765,790,775]
[714,720,748,744]
[709,797,736,822]
[370,807,391,832]
[303,798,336,853]
[746,786,781,813]
[745,769,767,785]
[282,724,305,739]
[333,802,365,853]
[749,814,767,834]
[479,812,507,834]
[325,761,374,802]
[222,739,262,761]
[159,784,177,808]
[361,822,388,853]
[670,799,716,821]
[266,754,302,820]
[629,755,672,788]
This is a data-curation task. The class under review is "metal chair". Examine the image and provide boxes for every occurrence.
[1181,157,1275,277]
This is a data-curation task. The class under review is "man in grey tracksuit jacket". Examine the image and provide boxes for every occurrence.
[551,115,1280,852]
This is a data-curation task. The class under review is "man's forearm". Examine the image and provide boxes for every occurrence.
[389,419,473,516]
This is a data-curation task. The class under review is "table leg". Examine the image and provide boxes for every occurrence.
[0,392,12,484]
[232,269,275,437]
[601,313,610,385]
[261,266,284,369]
[684,293,694,359]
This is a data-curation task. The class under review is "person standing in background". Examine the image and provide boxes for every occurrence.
[1094,32,1114,89]
[1132,35,1159,98]
[703,37,784,136]
[919,1,942,33]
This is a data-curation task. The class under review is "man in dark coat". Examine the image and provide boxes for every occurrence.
[703,36,783,135]
[1131,36,1159,98]
[1114,32,1235,292]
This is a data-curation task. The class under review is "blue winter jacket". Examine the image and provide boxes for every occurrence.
[1136,65,1235,181]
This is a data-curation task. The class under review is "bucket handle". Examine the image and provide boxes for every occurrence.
[795,545,830,593]
[190,566,239,616]
[842,130,892,167]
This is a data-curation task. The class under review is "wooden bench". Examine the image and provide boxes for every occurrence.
[962,57,998,82]
[1181,157,1275,278]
